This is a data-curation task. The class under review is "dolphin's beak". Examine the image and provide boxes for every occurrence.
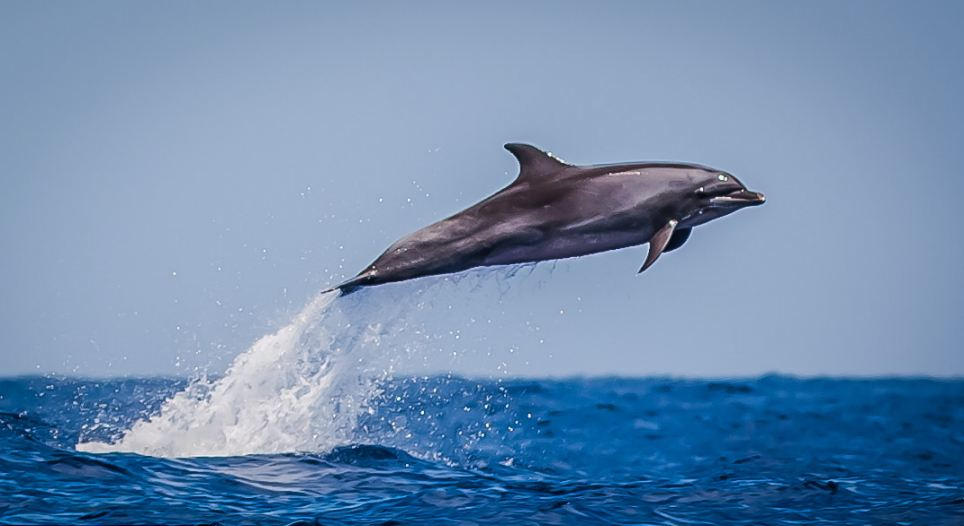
[709,189,766,207]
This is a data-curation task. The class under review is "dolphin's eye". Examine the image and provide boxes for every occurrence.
[717,174,728,181]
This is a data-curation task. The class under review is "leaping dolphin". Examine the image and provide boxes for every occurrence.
[326,143,765,295]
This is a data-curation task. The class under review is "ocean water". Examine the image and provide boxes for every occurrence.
[1,288,961,524]
[2,375,963,525]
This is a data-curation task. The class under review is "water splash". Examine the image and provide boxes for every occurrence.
[77,290,397,457]
[76,265,553,458]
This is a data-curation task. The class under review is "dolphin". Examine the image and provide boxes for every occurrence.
[326,143,764,295]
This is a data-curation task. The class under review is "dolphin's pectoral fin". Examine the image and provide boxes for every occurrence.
[663,227,691,253]
[504,143,571,183]
[638,219,678,273]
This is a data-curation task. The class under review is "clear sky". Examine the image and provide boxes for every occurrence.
[2,1,962,377]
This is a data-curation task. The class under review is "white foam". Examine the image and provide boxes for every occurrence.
[78,290,396,457]
[76,266,551,458]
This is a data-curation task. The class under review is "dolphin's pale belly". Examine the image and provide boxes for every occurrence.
[482,228,654,267]
[370,214,655,283]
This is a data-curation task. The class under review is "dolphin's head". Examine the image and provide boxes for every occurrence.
[678,168,765,228]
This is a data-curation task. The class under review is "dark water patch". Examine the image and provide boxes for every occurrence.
[802,478,840,493]
[706,381,753,394]
[45,452,132,478]
[323,444,409,464]
[78,509,110,520]
[732,454,761,464]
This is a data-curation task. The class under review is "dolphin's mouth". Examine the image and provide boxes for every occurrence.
[708,189,766,207]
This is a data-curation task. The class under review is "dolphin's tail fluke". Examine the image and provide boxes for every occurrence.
[321,272,374,297]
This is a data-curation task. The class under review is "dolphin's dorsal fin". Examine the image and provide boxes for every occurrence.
[504,143,570,182]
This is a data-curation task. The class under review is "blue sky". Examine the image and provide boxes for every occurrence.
[1,1,962,377]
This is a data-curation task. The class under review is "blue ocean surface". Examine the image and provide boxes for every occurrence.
[1,374,961,525]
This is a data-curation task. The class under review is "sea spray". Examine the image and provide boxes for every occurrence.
[76,265,552,458]
[77,290,400,457]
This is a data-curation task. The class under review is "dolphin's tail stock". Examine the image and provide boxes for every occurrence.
[321,272,374,297]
